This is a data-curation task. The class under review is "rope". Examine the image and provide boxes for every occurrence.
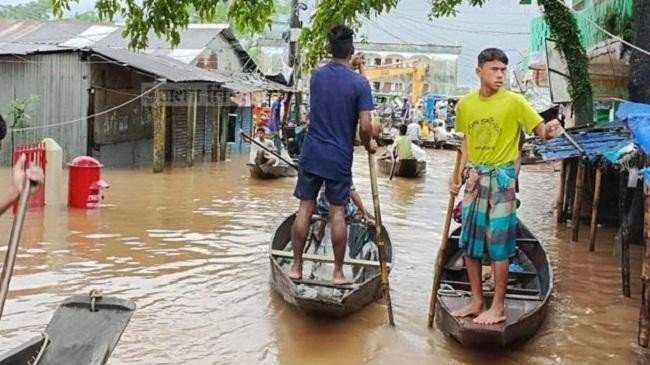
[89,289,103,312]
[10,82,164,132]
[30,332,49,365]
[437,283,470,297]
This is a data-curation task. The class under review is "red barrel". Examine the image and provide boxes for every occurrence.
[68,156,108,209]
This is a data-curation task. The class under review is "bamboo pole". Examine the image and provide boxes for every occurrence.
[152,90,166,173]
[427,149,463,327]
[589,167,603,251]
[571,161,585,242]
[368,151,395,326]
[638,177,650,347]
[0,178,31,319]
[556,159,567,224]
[620,170,631,297]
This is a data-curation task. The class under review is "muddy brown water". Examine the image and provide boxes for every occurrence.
[0,149,647,364]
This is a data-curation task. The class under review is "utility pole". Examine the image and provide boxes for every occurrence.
[289,0,304,125]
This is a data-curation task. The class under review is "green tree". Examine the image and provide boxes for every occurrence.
[0,0,52,20]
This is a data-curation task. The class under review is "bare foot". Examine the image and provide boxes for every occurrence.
[450,298,483,318]
[332,269,351,285]
[472,306,506,324]
[288,263,302,281]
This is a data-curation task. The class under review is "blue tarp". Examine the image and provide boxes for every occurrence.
[535,131,632,161]
[617,102,650,154]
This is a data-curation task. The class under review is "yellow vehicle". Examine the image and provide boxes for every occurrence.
[363,60,427,105]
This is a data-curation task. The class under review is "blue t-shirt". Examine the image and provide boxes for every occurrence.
[300,62,374,181]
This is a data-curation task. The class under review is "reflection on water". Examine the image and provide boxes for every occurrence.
[0,150,647,364]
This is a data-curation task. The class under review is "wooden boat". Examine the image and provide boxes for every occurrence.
[435,220,553,347]
[377,157,426,178]
[270,214,392,317]
[0,294,135,364]
[248,162,297,179]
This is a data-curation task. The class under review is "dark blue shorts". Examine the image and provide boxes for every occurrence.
[293,169,351,206]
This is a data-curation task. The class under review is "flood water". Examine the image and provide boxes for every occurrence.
[0,149,648,364]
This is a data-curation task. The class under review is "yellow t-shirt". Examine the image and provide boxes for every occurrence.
[394,135,414,160]
[456,89,542,165]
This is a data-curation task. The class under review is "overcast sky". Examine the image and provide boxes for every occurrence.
[1,0,542,87]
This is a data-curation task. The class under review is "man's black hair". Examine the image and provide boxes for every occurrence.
[477,48,509,66]
[399,124,407,135]
[329,25,354,59]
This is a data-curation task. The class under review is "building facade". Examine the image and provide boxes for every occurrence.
[355,42,461,99]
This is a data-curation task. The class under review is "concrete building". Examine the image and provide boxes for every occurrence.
[355,42,461,98]
[528,0,632,124]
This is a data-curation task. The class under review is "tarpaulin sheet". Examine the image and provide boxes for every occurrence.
[616,102,650,154]
[535,131,631,161]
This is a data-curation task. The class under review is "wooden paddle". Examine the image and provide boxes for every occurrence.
[0,175,32,320]
[427,149,463,328]
[368,151,395,326]
[389,150,397,181]
[240,129,298,170]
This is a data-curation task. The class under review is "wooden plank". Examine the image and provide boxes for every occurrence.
[292,278,358,290]
[440,280,541,297]
[271,249,387,268]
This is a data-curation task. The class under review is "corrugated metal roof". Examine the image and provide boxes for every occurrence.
[535,130,633,161]
[90,47,229,83]
[0,41,70,55]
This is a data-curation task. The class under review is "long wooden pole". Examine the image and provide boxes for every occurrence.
[240,130,298,169]
[589,167,603,251]
[556,160,567,224]
[368,151,395,326]
[0,177,31,319]
[638,174,650,347]
[571,161,585,242]
[427,149,463,327]
[620,170,631,297]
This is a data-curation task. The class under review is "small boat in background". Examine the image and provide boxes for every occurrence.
[248,162,297,179]
[377,157,426,178]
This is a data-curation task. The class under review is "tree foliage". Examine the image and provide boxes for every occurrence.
[48,0,593,104]
[0,0,52,20]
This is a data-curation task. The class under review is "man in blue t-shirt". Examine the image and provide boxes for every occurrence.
[288,25,376,285]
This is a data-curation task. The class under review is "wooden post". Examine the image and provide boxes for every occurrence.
[564,159,578,224]
[620,170,631,297]
[556,159,567,224]
[186,91,196,167]
[638,178,650,347]
[571,161,585,242]
[152,90,166,173]
[589,167,603,251]
[211,92,222,162]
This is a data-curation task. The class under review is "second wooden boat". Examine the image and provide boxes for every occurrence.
[247,162,297,179]
[435,220,553,347]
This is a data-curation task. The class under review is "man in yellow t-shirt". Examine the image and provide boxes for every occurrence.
[447,48,562,325]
